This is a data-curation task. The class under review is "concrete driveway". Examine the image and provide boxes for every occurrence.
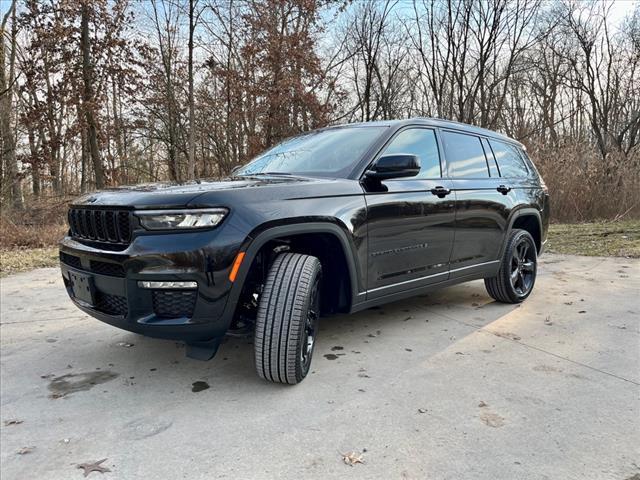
[1,254,638,480]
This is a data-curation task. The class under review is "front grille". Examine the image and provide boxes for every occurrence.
[95,292,128,316]
[60,252,82,269]
[90,260,125,277]
[68,208,131,247]
[152,290,197,318]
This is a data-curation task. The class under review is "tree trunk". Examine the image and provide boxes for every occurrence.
[187,0,196,179]
[0,0,22,209]
[81,1,105,189]
[27,127,40,197]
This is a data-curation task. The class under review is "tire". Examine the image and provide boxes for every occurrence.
[485,229,537,304]
[254,253,322,384]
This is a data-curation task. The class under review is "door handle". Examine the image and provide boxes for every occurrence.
[430,186,452,198]
[497,185,511,195]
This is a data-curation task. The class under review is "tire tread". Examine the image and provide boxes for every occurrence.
[254,253,321,384]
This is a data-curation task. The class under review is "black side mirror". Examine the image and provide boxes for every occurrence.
[365,154,421,180]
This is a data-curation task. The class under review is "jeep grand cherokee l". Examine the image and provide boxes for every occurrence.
[59,118,550,384]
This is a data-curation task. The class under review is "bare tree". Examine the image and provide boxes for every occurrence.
[553,1,640,160]
[0,0,22,209]
[80,1,105,188]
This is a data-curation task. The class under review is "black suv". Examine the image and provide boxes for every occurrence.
[60,118,549,384]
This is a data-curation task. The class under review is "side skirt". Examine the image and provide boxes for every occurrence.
[350,262,498,313]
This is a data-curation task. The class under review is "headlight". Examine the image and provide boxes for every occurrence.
[135,208,228,230]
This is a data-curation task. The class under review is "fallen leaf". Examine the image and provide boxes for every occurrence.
[77,458,111,477]
[17,446,35,455]
[4,419,24,426]
[478,401,488,408]
[480,412,505,428]
[418,408,427,413]
[341,451,365,466]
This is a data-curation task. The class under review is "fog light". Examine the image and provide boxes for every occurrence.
[138,281,197,289]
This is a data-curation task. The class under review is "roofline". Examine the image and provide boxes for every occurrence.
[329,117,523,147]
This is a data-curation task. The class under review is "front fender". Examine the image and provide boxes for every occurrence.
[225,221,366,319]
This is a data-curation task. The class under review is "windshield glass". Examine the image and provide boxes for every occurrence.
[235,126,387,177]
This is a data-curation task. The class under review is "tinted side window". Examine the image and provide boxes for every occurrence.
[382,128,441,179]
[441,131,489,178]
[489,140,529,178]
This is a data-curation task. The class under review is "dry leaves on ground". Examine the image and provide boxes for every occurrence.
[341,451,365,466]
[480,412,505,428]
[77,458,111,477]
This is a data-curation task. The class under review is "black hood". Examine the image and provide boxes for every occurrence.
[71,175,360,210]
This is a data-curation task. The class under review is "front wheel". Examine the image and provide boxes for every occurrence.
[485,229,537,303]
[254,253,322,384]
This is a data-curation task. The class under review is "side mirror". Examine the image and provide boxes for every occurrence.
[365,154,421,180]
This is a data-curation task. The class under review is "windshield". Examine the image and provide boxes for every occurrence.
[235,126,387,178]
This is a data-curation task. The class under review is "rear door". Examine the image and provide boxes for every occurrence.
[440,129,516,277]
[364,127,456,298]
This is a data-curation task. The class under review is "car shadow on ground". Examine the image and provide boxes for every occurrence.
[31,279,520,398]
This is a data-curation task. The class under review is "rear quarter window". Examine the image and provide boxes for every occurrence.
[489,140,529,178]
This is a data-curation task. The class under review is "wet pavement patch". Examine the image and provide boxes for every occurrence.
[192,381,210,392]
[324,354,339,360]
[48,371,119,398]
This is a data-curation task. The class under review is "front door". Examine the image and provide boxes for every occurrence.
[363,127,456,298]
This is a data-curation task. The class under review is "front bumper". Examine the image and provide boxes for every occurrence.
[59,226,246,343]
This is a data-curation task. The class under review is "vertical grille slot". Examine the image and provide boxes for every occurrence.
[68,208,131,248]
[117,211,131,242]
[94,211,106,240]
[105,211,118,241]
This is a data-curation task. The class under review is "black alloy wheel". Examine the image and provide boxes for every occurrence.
[485,229,537,303]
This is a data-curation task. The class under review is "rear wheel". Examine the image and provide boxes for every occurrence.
[254,253,321,384]
[485,229,537,303]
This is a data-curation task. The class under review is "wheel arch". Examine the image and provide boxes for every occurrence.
[230,221,362,316]
[505,208,543,255]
